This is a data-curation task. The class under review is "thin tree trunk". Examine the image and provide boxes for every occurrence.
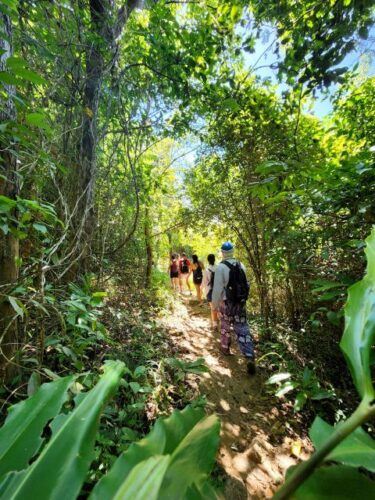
[74,0,141,273]
[0,12,19,379]
[144,207,153,288]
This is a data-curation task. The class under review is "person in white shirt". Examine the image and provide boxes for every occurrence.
[212,241,256,375]
[202,253,218,329]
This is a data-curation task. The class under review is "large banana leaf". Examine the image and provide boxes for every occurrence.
[90,405,217,499]
[291,465,375,499]
[310,416,375,472]
[161,414,220,497]
[340,228,375,399]
[0,360,125,500]
[0,375,74,479]
[112,455,171,500]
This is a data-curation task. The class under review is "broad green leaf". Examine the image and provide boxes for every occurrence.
[91,405,206,499]
[185,481,219,499]
[291,465,375,499]
[222,98,240,112]
[275,381,296,397]
[0,360,125,500]
[6,57,27,70]
[0,72,17,85]
[112,455,170,500]
[340,228,375,398]
[7,296,24,319]
[310,416,375,472]
[161,414,220,497]
[25,113,50,131]
[255,160,288,175]
[0,0,18,11]
[32,223,48,234]
[27,372,41,397]
[12,68,47,85]
[0,376,73,479]
[0,195,16,213]
[133,365,147,378]
[267,372,291,384]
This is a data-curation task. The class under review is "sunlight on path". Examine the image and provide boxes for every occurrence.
[160,294,311,499]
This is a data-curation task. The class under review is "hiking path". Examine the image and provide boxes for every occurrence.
[160,294,312,499]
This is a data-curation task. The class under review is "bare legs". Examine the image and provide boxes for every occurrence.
[179,273,192,294]
[171,277,179,291]
[209,303,218,327]
[195,283,203,304]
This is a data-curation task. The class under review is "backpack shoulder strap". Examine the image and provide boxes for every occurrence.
[222,260,234,270]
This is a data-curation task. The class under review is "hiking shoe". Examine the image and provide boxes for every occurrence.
[220,346,231,356]
[247,359,256,375]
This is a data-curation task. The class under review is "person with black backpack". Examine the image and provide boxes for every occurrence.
[212,241,256,375]
[179,252,192,294]
[203,253,218,329]
[191,254,204,304]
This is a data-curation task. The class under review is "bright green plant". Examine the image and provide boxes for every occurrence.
[266,366,335,412]
[0,361,221,500]
[46,282,110,370]
[274,227,375,498]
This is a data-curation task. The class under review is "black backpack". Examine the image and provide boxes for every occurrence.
[180,259,189,273]
[223,260,249,305]
[193,265,203,284]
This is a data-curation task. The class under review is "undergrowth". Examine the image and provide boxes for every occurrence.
[0,268,206,488]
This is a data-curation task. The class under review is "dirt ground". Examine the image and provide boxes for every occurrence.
[161,294,312,499]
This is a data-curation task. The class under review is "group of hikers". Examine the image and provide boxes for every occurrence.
[168,242,256,375]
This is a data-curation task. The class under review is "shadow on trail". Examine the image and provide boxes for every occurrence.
[161,293,311,499]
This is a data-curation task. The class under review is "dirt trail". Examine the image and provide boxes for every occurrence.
[162,294,311,499]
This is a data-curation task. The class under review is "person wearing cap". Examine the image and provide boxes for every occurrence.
[212,241,256,375]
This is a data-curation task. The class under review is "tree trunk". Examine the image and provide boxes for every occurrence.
[144,207,153,288]
[0,12,19,379]
[73,0,141,273]
[74,0,105,271]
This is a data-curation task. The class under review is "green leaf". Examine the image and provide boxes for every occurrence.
[0,72,17,85]
[275,381,296,397]
[92,291,107,298]
[112,455,170,500]
[222,98,240,112]
[12,68,47,85]
[160,414,220,497]
[0,195,16,213]
[267,372,291,384]
[25,113,50,131]
[0,376,73,479]
[133,365,147,378]
[291,465,375,499]
[32,223,48,234]
[0,0,18,11]
[340,228,375,399]
[90,405,208,499]
[310,416,375,472]
[129,382,141,393]
[6,57,27,70]
[0,361,125,499]
[294,392,307,412]
[7,296,24,319]
[27,372,41,397]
